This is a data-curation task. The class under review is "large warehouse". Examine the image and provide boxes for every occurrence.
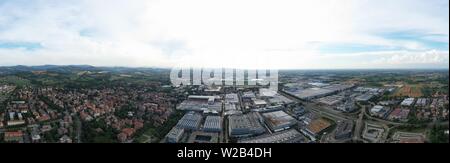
[238,129,305,143]
[228,113,266,137]
[176,112,203,131]
[283,84,354,100]
[177,95,222,113]
[203,116,223,132]
[262,111,296,132]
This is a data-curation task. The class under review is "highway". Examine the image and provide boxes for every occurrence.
[279,91,357,122]
[353,109,364,141]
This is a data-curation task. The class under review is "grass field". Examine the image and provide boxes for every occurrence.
[0,76,31,87]
[135,128,158,143]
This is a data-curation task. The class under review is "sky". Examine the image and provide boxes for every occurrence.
[0,0,448,69]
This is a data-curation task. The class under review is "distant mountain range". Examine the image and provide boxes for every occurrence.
[0,65,169,74]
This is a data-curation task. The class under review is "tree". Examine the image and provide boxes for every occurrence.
[429,125,449,143]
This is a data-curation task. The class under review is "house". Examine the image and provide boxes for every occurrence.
[4,131,24,142]
[59,135,73,143]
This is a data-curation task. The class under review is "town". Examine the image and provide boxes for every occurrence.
[0,66,448,143]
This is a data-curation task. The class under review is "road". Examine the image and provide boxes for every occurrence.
[353,109,365,141]
[279,91,356,122]
[221,97,228,143]
[304,102,354,121]
[74,115,82,143]
[139,134,153,143]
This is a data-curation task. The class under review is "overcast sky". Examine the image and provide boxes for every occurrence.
[0,0,448,69]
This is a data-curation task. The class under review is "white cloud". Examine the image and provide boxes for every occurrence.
[0,0,448,69]
[369,50,449,66]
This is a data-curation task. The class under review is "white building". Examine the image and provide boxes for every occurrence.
[401,98,415,106]
[166,127,185,143]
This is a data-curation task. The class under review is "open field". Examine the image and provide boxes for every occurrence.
[393,84,423,97]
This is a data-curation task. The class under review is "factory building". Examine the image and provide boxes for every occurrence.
[187,131,219,143]
[283,84,354,101]
[228,113,266,138]
[415,98,428,107]
[304,118,332,137]
[225,93,239,104]
[334,121,354,140]
[262,111,296,132]
[401,98,415,106]
[166,127,185,143]
[355,93,374,102]
[238,129,305,143]
[176,112,202,131]
[203,116,222,132]
[336,100,357,113]
[177,95,222,113]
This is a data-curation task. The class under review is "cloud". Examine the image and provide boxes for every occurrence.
[369,50,449,66]
[0,0,448,69]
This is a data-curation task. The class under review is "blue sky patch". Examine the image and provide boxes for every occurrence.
[79,29,96,37]
[318,43,401,54]
[379,31,449,50]
[0,41,43,51]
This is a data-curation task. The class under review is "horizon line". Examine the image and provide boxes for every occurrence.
[0,64,448,71]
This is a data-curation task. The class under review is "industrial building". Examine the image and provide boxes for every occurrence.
[176,112,202,131]
[378,100,399,106]
[203,116,222,132]
[355,93,374,102]
[292,106,307,118]
[334,121,354,140]
[370,105,391,118]
[388,108,410,121]
[166,127,185,143]
[225,93,239,104]
[362,123,385,143]
[354,87,381,94]
[415,98,428,107]
[262,111,296,132]
[304,118,332,137]
[322,84,355,92]
[257,88,293,105]
[253,99,268,108]
[259,88,277,98]
[228,113,266,137]
[317,95,344,106]
[336,100,357,112]
[224,103,241,115]
[187,131,219,143]
[253,105,284,113]
[177,95,222,113]
[204,86,222,94]
[238,129,305,143]
[283,84,354,100]
[267,94,294,105]
[401,98,415,106]
[242,91,256,99]
[285,87,335,100]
